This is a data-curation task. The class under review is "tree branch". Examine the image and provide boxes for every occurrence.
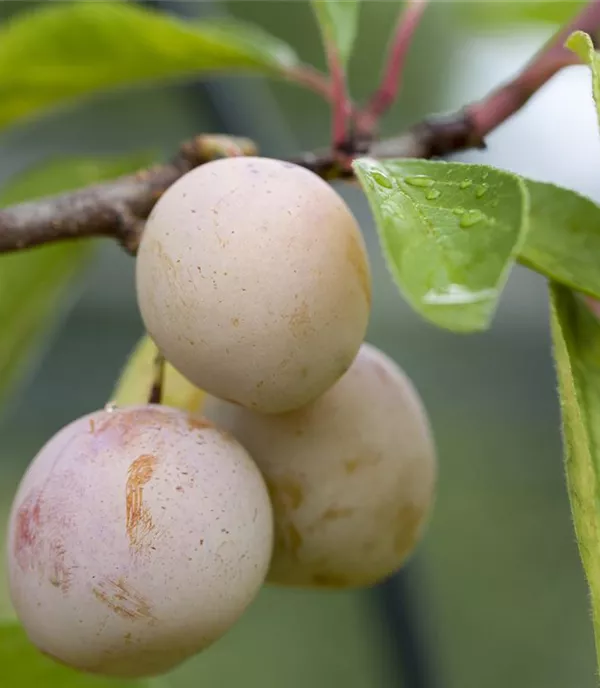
[1,0,599,256]
[355,0,429,137]
[0,135,257,255]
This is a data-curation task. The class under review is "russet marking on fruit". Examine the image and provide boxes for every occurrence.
[94,407,170,447]
[92,577,155,623]
[344,452,382,474]
[186,416,214,431]
[320,506,354,522]
[393,503,424,556]
[125,454,157,553]
[14,488,75,593]
[288,300,313,339]
[345,229,372,305]
[48,538,72,593]
[14,490,42,572]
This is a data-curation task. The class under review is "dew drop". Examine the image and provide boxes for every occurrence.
[405,175,434,188]
[453,207,465,216]
[372,171,393,189]
[475,184,488,198]
[426,189,441,200]
[459,209,485,228]
[459,179,472,189]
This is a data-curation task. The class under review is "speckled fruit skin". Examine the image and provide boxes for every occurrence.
[135,156,371,414]
[6,405,273,678]
[203,344,437,589]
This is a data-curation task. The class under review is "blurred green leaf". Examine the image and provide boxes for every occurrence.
[566,31,600,131]
[353,157,528,332]
[459,1,584,27]
[519,180,600,299]
[0,621,148,686]
[549,283,600,675]
[0,1,299,132]
[310,0,361,64]
[0,153,156,408]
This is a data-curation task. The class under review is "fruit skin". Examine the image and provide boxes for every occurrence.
[203,343,437,589]
[6,405,273,678]
[135,156,371,414]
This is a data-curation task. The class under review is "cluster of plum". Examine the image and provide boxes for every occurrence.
[6,157,437,679]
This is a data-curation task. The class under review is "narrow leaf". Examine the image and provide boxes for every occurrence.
[566,30,600,130]
[0,621,147,686]
[460,1,585,28]
[519,179,600,299]
[0,1,299,132]
[310,0,361,64]
[0,153,155,408]
[112,335,205,412]
[353,157,528,332]
[549,283,600,671]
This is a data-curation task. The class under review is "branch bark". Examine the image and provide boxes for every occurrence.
[0,135,257,255]
[0,0,599,256]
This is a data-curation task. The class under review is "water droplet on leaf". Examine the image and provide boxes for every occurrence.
[475,184,488,198]
[425,189,441,200]
[459,209,484,228]
[371,171,393,189]
[453,207,465,216]
[405,175,434,188]
[459,180,472,189]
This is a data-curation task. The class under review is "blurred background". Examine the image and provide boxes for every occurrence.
[0,1,599,686]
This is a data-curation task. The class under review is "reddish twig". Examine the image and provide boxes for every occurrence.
[356,0,429,137]
[323,42,353,154]
[466,0,600,139]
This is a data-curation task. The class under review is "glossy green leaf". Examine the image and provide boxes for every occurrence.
[0,153,155,407]
[518,180,600,299]
[549,283,600,672]
[0,621,147,686]
[0,1,299,132]
[310,0,361,64]
[353,157,528,332]
[459,1,584,27]
[566,31,600,131]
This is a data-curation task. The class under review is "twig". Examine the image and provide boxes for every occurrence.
[0,135,257,255]
[148,351,165,405]
[356,0,429,137]
[465,0,600,139]
[325,43,352,154]
[1,0,599,256]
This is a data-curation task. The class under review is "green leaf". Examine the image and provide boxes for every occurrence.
[549,283,600,672]
[459,1,584,28]
[0,1,299,132]
[518,180,600,299]
[0,621,147,686]
[310,0,361,64]
[0,153,155,407]
[566,30,600,131]
[353,157,528,332]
